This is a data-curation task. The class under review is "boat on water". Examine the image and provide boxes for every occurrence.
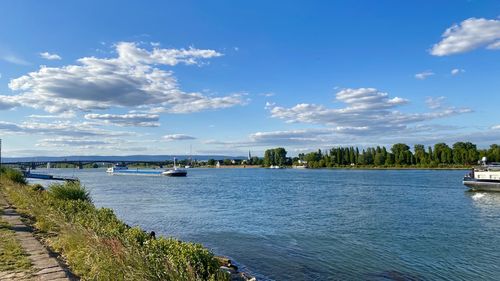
[269,165,284,169]
[106,163,129,173]
[463,157,500,192]
[162,158,187,177]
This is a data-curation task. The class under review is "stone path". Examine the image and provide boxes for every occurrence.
[0,196,78,281]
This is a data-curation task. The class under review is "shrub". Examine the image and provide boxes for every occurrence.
[30,184,45,191]
[49,182,91,202]
[1,168,27,185]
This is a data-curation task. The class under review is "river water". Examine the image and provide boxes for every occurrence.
[32,168,500,280]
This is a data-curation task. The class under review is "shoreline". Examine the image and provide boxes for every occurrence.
[40,166,472,171]
[0,168,255,281]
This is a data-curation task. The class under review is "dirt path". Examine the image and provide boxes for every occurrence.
[0,195,78,281]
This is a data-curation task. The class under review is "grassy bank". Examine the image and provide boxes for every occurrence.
[0,168,228,281]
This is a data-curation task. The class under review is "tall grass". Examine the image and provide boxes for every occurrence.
[49,182,91,202]
[0,174,228,281]
[1,167,27,185]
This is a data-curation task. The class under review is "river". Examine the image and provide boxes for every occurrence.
[31,168,500,280]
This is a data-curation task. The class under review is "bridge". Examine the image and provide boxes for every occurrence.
[3,160,175,170]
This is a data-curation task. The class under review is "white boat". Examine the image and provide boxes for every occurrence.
[269,165,284,169]
[107,163,128,173]
[162,158,187,177]
[463,157,500,192]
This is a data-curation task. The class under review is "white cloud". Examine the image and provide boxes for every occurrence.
[0,97,19,110]
[431,17,500,56]
[2,42,244,114]
[39,52,62,60]
[451,68,465,76]
[266,88,470,134]
[28,112,76,119]
[163,134,196,141]
[492,125,500,130]
[84,113,160,127]
[35,137,112,147]
[415,71,434,80]
[1,54,30,65]
[0,120,134,138]
[425,96,446,109]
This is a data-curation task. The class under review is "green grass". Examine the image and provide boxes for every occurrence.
[49,182,91,202]
[0,167,27,185]
[0,215,32,272]
[0,168,228,281]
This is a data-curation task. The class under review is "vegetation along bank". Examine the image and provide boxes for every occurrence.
[0,167,233,281]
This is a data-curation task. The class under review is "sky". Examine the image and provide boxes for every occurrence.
[0,0,500,157]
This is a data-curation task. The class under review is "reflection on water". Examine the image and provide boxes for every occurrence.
[469,191,500,223]
[30,168,500,281]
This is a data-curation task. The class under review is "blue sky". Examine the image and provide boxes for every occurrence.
[1,0,500,157]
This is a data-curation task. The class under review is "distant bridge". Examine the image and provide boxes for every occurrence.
[3,160,174,170]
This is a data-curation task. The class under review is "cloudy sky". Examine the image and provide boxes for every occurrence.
[0,0,499,157]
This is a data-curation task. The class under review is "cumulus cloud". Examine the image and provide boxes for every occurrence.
[84,113,160,127]
[451,68,465,76]
[2,42,244,114]
[163,134,196,141]
[492,125,500,130]
[431,17,500,56]
[40,52,62,60]
[266,87,470,134]
[415,71,434,80]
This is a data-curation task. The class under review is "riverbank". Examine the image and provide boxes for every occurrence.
[0,168,247,281]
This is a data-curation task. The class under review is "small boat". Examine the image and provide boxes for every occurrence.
[107,163,128,173]
[463,157,500,192]
[162,158,187,177]
[269,165,283,169]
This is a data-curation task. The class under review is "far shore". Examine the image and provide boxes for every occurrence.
[40,165,472,170]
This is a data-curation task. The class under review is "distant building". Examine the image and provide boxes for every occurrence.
[248,150,252,161]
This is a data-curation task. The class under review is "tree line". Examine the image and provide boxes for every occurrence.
[262,143,500,168]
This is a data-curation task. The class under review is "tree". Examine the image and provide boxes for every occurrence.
[434,143,452,164]
[391,143,411,165]
[263,147,287,167]
[452,142,478,165]
[414,144,427,165]
[374,152,386,166]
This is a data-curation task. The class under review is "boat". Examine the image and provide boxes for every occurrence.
[106,163,129,173]
[463,157,500,192]
[269,165,284,169]
[162,158,187,177]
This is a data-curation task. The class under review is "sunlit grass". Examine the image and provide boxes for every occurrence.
[0,168,228,281]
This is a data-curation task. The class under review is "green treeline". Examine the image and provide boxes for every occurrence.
[295,143,500,168]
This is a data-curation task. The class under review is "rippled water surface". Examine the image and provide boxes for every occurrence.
[34,168,500,280]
